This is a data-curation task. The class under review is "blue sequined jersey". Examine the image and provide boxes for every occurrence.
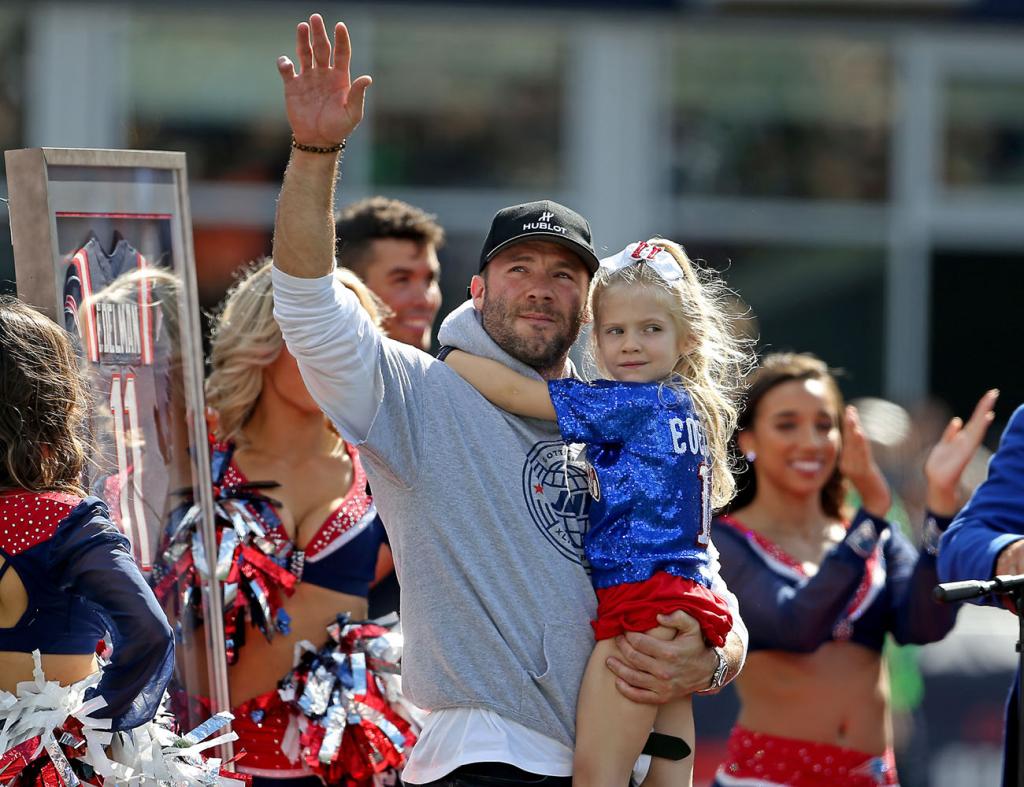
[547,379,715,590]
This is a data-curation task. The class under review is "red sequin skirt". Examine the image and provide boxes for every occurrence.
[714,725,899,786]
[232,691,314,779]
[231,676,412,786]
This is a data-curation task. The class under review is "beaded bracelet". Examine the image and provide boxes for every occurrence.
[291,136,347,154]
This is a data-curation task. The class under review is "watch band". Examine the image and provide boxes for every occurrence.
[701,646,728,693]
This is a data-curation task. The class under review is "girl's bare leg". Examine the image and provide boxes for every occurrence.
[643,694,694,787]
[573,625,680,787]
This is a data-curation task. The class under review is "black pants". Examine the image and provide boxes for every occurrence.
[407,762,572,787]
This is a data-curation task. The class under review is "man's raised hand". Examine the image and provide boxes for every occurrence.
[277,14,371,148]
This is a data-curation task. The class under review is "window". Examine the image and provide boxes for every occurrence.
[931,250,1024,417]
[668,30,891,200]
[370,20,565,189]
[685,241,885,396]
[125,10,293,183]
[944,77,1024,191]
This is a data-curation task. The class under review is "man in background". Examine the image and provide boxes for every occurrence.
[336,197,446,618]
[336,196,444,351]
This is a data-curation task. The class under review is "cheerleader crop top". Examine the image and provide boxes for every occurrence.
[0,491,174,730]
[713,510,958,653]
[211,441,386,598]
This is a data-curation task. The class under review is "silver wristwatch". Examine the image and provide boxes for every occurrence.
[701,646,729,693]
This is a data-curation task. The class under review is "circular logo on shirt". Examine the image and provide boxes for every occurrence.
[522,440,589,565]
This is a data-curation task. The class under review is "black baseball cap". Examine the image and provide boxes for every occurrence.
[479,200,600,275]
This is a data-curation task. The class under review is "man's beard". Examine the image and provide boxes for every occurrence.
[480,292,582,375]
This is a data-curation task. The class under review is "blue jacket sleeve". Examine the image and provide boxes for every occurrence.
[939,405,1024,603]
[50,499,174,731]
[885,524,959,645]
[714,511,885,653]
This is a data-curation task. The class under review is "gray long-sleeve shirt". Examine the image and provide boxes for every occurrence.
[271,266,747,747]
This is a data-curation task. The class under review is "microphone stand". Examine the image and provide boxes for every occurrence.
[935,574,1024,787]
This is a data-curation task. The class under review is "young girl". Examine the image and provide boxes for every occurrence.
[446,238,750,787]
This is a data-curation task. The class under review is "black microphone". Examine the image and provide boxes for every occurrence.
[934,574,1024,603]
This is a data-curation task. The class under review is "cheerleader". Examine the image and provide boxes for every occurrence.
[157,261,414,786]
[0,296,242,785]
[711,353,996,786]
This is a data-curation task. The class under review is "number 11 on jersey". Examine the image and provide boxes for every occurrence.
[697,463,712,548]
[109,372,151,570]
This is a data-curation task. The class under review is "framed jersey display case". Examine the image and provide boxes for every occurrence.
[3,147,231,734]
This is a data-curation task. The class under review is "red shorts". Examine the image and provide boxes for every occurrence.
[715,725,899,786]
[592,571,733,645]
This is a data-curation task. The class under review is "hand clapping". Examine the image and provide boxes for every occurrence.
[840,405,892,518]
[925,389,999,518]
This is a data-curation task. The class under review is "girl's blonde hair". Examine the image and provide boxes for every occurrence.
[589,238,753,508]
[206,258,387,442]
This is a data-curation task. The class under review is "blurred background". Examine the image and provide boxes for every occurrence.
[1,0,1023,783]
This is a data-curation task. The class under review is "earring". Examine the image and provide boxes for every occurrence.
[744,451,756,463]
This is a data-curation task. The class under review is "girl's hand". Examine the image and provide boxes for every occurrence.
[924,389,999,517]
[840,405,892,518]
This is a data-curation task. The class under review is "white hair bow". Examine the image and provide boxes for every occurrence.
[599,241,682,282]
